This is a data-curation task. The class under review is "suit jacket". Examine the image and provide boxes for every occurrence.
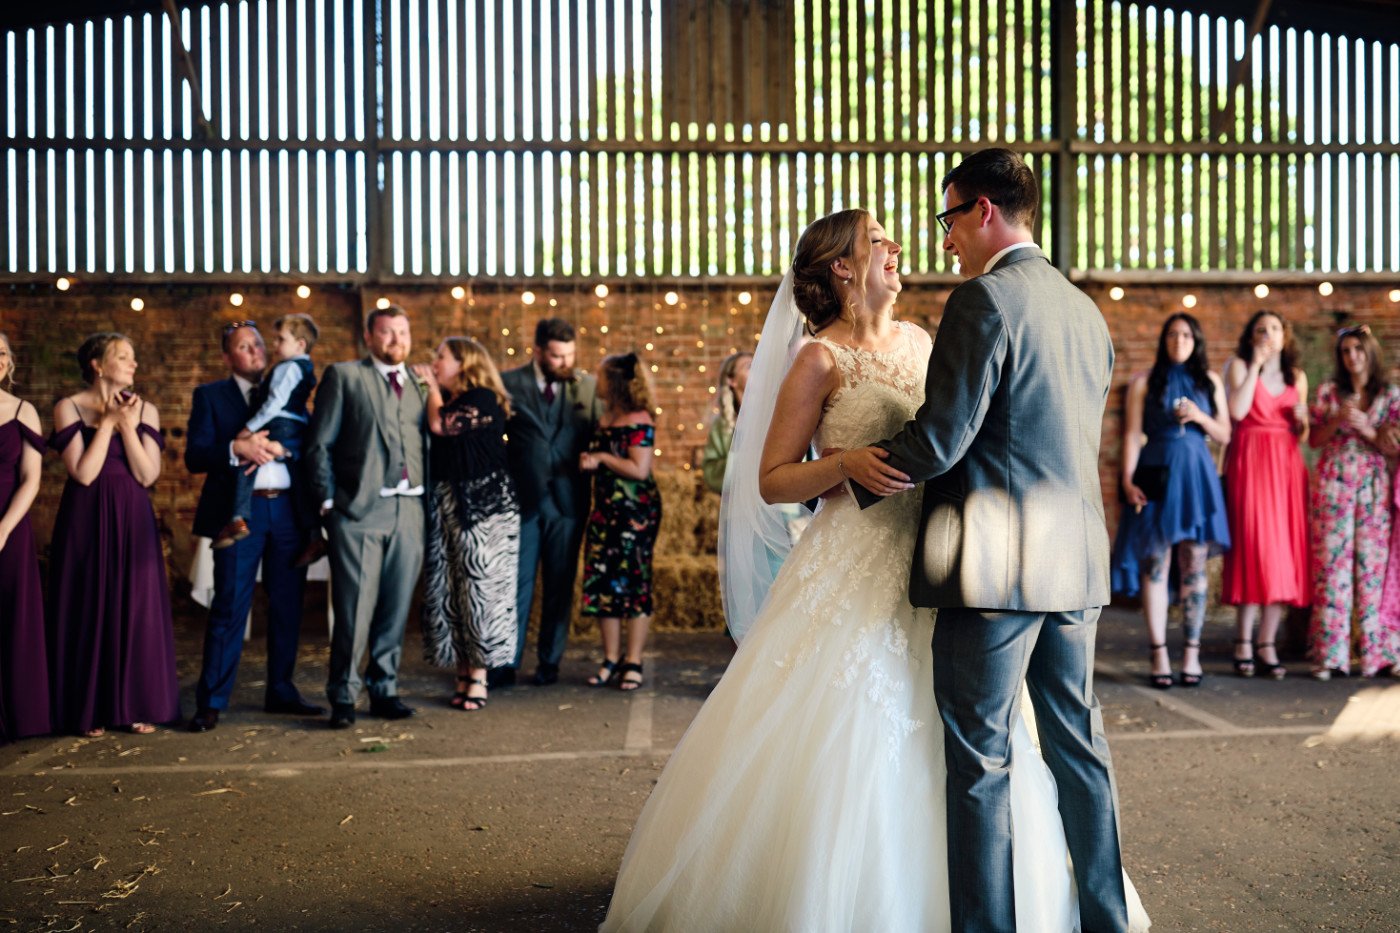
[305,358,429,522]
[500,364,601,520]
[186,377,254,539]
[853,247,1114,611]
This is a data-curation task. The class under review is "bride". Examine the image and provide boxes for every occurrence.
[599,209,1150,932]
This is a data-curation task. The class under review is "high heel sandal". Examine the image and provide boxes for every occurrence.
[1255,642,1287,680]
[588,658,621,687]
[1148,643,1173,690]
[1233,639,1255,678]
[617,661,645,692]
[450,677,470,709]
[1179,640,1203,687]
[460,677,488,711]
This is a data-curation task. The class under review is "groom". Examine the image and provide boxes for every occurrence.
[844,148,1129,932]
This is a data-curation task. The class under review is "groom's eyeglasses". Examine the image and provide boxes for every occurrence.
[936,197,1001,234]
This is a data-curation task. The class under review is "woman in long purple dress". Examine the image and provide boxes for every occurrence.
[48,333,178,737]
[0,333,49,743]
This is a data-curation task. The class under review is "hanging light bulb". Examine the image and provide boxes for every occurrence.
[229,292,244,307]
[56,277,71,291]
[1181,294,1198,309]
[1318,281,1334,297]
[1108,286,1124,301]
[1253,284,1269,299]
[130,297,145,311]
[376,297,391,310]
[451,286,466,300]
[296,285,311,299]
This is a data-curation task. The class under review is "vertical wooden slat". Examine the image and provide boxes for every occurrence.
[113,16,127,274]
[54,25,72,273]
[34,26,51,273]
[1134,4,1146,268]
[1380,46,1393,270]
[0,28,10,273]
[93,20,109,272]
[268,2,284,272]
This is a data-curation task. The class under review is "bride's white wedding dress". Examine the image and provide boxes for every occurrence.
[601,322,1150,932]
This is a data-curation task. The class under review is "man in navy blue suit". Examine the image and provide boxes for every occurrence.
[186,321,323,732]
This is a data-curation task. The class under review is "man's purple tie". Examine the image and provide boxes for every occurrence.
[543,380,556,404]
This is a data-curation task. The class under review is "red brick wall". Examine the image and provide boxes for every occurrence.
[3,279,1398,553]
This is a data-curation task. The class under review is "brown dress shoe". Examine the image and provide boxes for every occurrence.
[211,519,251,549]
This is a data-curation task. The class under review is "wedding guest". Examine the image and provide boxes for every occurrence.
[1308,324,1400,680]
[413,337,520,712]
[580,352,661,691]
[48,333,179,736]
[498,318,602,687]
[1112,314,1231,688]
[186,321,323,734]
[306,306,428,728]
[701,351,752,494]
[1221,310,1310,680]
[0,334,49,743]
[213,313,320,553]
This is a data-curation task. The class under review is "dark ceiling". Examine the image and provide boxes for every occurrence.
[0,0,1397,44]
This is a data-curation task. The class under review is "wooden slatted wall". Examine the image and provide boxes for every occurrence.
[1,0,1397,282]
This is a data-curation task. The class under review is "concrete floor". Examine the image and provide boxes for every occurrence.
[1,604,1398,931]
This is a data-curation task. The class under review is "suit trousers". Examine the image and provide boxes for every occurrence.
[510,505,585,669]
[324,495,425,705]
[932,606,1129,933]
[196,494,309,710]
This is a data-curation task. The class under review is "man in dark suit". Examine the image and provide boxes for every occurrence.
[186,321,323,733]
[845,149,1130,932]
[497,318,601,686]
[306,306,427,728]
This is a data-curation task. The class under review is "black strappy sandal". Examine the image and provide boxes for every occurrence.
[617,661,645,692]
[1233,639,1255,678]
[460,677,488,711]
[588,659,621,687]
[1148,643,1173,690]
[1179,640,1203,687]
[450,676,470,709]
[1255,641,1287,680]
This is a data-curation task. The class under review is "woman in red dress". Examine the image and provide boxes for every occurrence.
[1221,310,1310,679]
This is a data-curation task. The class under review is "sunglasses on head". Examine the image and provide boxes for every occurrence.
[222,320,258,335]
[1336,324,1371,338]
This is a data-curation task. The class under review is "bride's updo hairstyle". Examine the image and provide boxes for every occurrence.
[790,208,871,333]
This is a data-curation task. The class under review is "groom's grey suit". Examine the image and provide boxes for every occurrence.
[852,246,1129,932]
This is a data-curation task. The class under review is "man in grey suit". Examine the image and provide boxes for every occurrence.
[497,318,601,687]
[844,148,1129,932]
[306,306,428,728]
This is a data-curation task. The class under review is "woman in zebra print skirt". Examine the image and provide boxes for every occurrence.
[413,337,520,711]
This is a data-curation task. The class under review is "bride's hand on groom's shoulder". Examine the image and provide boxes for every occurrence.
[841,447,914,497]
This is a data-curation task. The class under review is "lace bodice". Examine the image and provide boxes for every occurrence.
[812,320,930,453]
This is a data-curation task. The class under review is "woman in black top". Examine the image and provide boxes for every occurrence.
[413,337,520,711]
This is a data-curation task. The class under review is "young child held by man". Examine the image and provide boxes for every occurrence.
[214,313,319,550]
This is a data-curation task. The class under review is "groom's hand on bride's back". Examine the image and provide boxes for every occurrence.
[842,447,913,497]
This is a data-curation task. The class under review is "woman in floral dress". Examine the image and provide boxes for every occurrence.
[580,352,661,691]
[1309,325,1400,679]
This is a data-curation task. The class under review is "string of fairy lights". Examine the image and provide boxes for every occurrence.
[43,276,1400,471]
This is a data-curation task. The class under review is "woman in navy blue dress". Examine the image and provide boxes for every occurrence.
[48,333,178,737]
[1113,314,1232,688]
[0,333,49,743]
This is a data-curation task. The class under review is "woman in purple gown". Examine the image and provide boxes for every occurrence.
[48,333,178,737]
[0,333,49,743]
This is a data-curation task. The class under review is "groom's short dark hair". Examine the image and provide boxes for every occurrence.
[942,148,1039,229]
[535,318,577,347]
